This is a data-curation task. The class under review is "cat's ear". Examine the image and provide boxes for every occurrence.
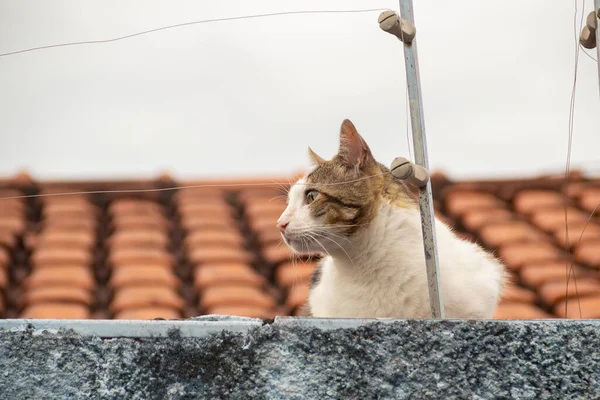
[308,147,326,167]
[337,119,373,169]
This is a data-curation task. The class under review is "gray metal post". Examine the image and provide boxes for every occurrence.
[379,3,444,318]
[595,1,600,92]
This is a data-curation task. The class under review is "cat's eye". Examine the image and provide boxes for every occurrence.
[305,190,319,204]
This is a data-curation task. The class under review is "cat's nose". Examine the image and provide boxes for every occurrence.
[277,220,289,233]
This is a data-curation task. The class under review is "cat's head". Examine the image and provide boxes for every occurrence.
[276,119,415,255]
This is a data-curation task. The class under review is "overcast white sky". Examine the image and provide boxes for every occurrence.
[0,0,598,181]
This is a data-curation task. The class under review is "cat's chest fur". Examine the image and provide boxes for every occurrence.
[308,203,506,319]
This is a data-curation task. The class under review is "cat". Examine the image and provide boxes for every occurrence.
[276,119,507,318]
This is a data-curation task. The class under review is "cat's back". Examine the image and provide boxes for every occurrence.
[308,205,507,319]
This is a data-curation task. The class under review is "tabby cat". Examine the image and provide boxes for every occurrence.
[277,119,507,318]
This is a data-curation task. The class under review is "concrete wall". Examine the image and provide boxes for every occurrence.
[0,317,598,399]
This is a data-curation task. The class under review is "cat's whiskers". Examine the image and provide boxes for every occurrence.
[268,194,288,203]
[311,231,356,269]
[306,232,332,259]
[310,228,351,244]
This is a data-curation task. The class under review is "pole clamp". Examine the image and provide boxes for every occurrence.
[378,10,416,44]
[390,157,429,188]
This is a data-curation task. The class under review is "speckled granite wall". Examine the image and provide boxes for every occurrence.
[0,317,598,399]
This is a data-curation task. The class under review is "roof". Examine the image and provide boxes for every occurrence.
[0,170,598,321]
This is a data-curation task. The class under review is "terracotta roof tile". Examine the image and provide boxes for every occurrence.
[23,266,95,290]
[552,221,600,248]
[110,265,179,289]
[554,296,600,318]
[108,230,169,249]
[538,279,600,306]
[566,182,588,198]
[444,191,504,217]
[180,217,237,232]
[0,268,8,289]
[249,218,280,234]
[0,217,26,234]
[114,307,181,320]
[0,206,25,218]
[493,303,552,319]
[42,202,97,219]
[110,260,174,271]
[0,198,25,212]
[575,240,600,268]
[194,264,265,289]
[188,247,253,265]
[245,202,286,220]
[110,286,185,313]
[499,284,537,304]
[0,230,17,249]
[275,262,318,288]
[529,208,588,232]
[22,286,93,307]
[0,247,10,267]
[38,188,89,199]
[479,222,546,248]
[30,231,95,250]
[184,230,243,250]
[42,218,97,232]
[199,285,276,310]
[2,173,600,321]
[519,262,595,288]
[285,283,310,311]
[513,190,565,214]
[30,248,93,268]
[256,228,283,247]
[206,305,276,319]
[108,248,174,267]
[263,245,295,265]
[111,215,169,231]
[579,190,600,215]
[109,199,163,217]
[178,202,232,217]
[238,188,284,202]
[175,188,226,202]
[21,303,90,319]
[498,242,562,271]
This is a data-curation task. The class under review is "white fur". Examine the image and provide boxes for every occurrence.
[277,179,507,319]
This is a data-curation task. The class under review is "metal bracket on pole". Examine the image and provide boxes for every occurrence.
[580,3,600,96]
[391,157,429,188]
[378,6,445,319]
[596,1,600,95]
[580,10,597,49]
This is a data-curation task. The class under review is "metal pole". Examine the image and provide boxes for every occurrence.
[380,2,444,318]
[595,1,600,93]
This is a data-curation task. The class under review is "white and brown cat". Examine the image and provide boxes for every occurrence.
[277,119,507,318]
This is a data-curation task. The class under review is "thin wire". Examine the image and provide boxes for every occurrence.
[580,45,598,62]
[0,8,389,58]
[0,171,393,201]
[563,0,587,320]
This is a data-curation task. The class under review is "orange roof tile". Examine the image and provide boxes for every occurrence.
[110,286,185,314]
[1,172,600,321]
[21,303,90,319]
[110,265,179,289]
[194,264,265,289]
[114,307,181,320]
[22,286,93,307]
[199,285,276,310]
[493,303,552,319]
